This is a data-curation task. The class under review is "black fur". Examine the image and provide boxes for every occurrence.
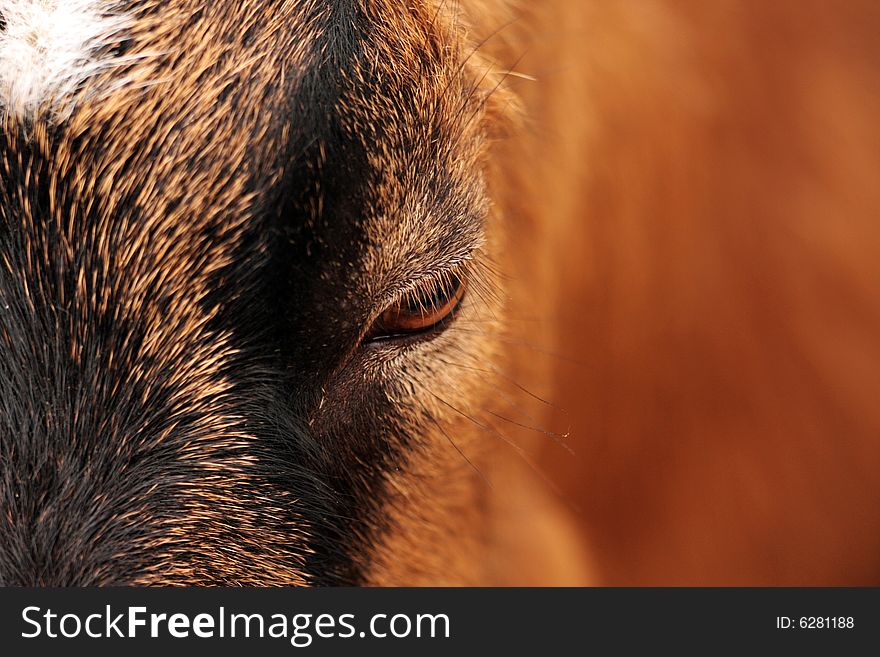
[0,0,487,585]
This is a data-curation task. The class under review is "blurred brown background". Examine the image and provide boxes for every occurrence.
[486,0,880,585]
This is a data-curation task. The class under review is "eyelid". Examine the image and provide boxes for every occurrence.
[367,268,467,341]
[389,274,464,328]
[372,256,473,322]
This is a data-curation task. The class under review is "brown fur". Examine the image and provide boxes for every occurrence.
[2,0,879,586]
[0,0,540,586]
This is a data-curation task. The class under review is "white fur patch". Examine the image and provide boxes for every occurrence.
[0,1,130,120]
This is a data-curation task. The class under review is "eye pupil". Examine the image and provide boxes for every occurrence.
[369,272,466,341]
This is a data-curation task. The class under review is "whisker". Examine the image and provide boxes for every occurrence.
[431,393,578,512]
[486,362,569,414]
[434,357,574,452]
[479,414,580,514]
[502,70,538,81]
[459,47,529,132]
[431,392,534,458]
[445,324,586,368]
[426,14,523,134]
[435,355,569,418]
[486,410,574,454]
[428,412,492,488]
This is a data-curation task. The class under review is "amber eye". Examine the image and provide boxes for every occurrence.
[369,272,467,341]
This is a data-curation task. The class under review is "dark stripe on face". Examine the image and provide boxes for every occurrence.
[224,1,404,585]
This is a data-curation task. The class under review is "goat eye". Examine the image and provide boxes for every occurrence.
[369,272,467,341]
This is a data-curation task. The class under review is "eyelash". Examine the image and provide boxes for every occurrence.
[365,258,482,344]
